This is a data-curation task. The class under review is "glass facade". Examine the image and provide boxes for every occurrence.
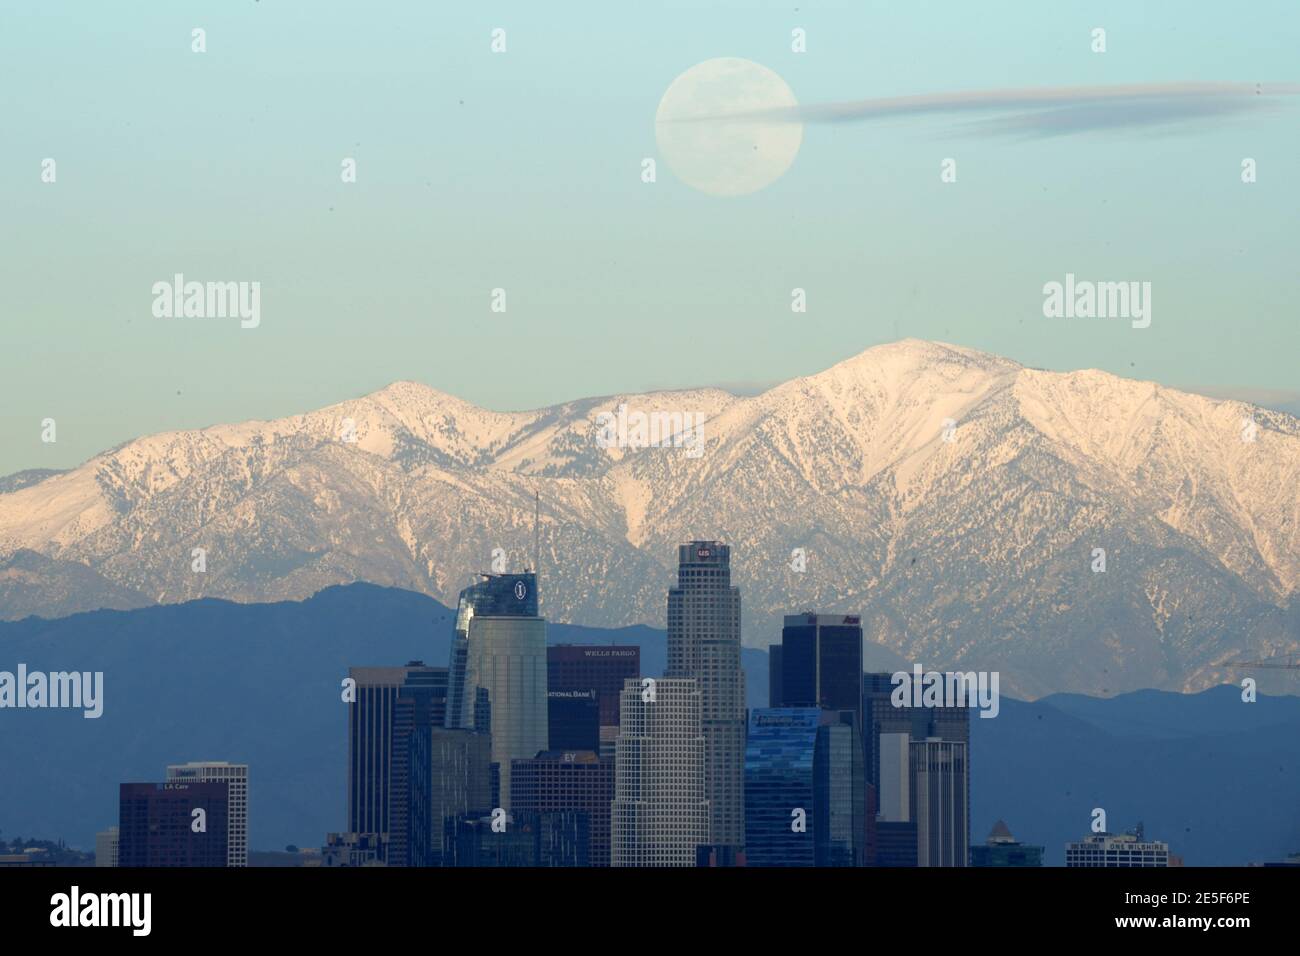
[778,614,863,736]
[443,572,547,809]
[744,708,820,867]
[446,572,539,731]
[745,707,866,867]
[814,715,865,866]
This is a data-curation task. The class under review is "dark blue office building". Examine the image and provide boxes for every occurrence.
[745,707,866,867]
[744,709,820,866]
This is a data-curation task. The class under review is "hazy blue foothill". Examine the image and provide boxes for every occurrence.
[1,583,1297,865]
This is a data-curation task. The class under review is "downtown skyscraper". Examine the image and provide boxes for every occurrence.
[348,662,444,860]
[744,708,865,867]
[165,761,248,867]
[772,613,864,735]
[666,541,746,849]
[445,571,548,809]
[611,677,709,866]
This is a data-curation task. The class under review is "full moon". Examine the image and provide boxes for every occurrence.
[654,57,803,197]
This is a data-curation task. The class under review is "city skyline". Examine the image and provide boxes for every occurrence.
[3,0,1297,938]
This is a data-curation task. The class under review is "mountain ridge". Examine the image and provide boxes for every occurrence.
[1,339,1296,698]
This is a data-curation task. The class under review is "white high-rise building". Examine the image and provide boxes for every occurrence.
[611,677,709,867]
[166,761,248,866]
[95,826,118,867]
[1066,826,1170,867]
[667,541,745,849]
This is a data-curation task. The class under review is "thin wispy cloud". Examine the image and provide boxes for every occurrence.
[677,82,1300,137]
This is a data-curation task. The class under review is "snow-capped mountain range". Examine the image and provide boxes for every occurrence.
[1,339,1296,698]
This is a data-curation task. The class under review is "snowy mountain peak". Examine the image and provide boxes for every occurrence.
[0,340,1296,699]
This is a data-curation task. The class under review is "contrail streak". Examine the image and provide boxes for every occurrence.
[662,82,1300,136]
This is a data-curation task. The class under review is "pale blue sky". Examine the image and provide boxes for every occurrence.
[2,1,1297,475]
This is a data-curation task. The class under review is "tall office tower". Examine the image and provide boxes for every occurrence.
[611,678,709,866]
[1066,824,1170,867]
[95,827,119,867]
[909,737,968,867]
[430,727,494,865]
[388,666,448,867]
[444,572,547,808]
[863,673,971,787]
[744,708,819,867]
[863,672,970,861]
[165,761,248,867]
[768,644,784,707]
[548,644,640,728]
[875,731,916,866]
[445,572,539,729]
[815,710,866,866]
[547,690,601,751]
[348,661,443,860]
[778,614,864,734]
[744,708,866,867]
[119,781,229,867]
[666,541,746,849]
[971,820,1044,867]
[511,750,613,867]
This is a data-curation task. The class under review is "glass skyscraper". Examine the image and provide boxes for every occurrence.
[744,708,820,867]
[814,711,866,866]
[667,541,746,849]
[445,572,547,809]
[776,613,864,736]
[348,662,443,857]
[446,572,539,730]
[745,708,866,866]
